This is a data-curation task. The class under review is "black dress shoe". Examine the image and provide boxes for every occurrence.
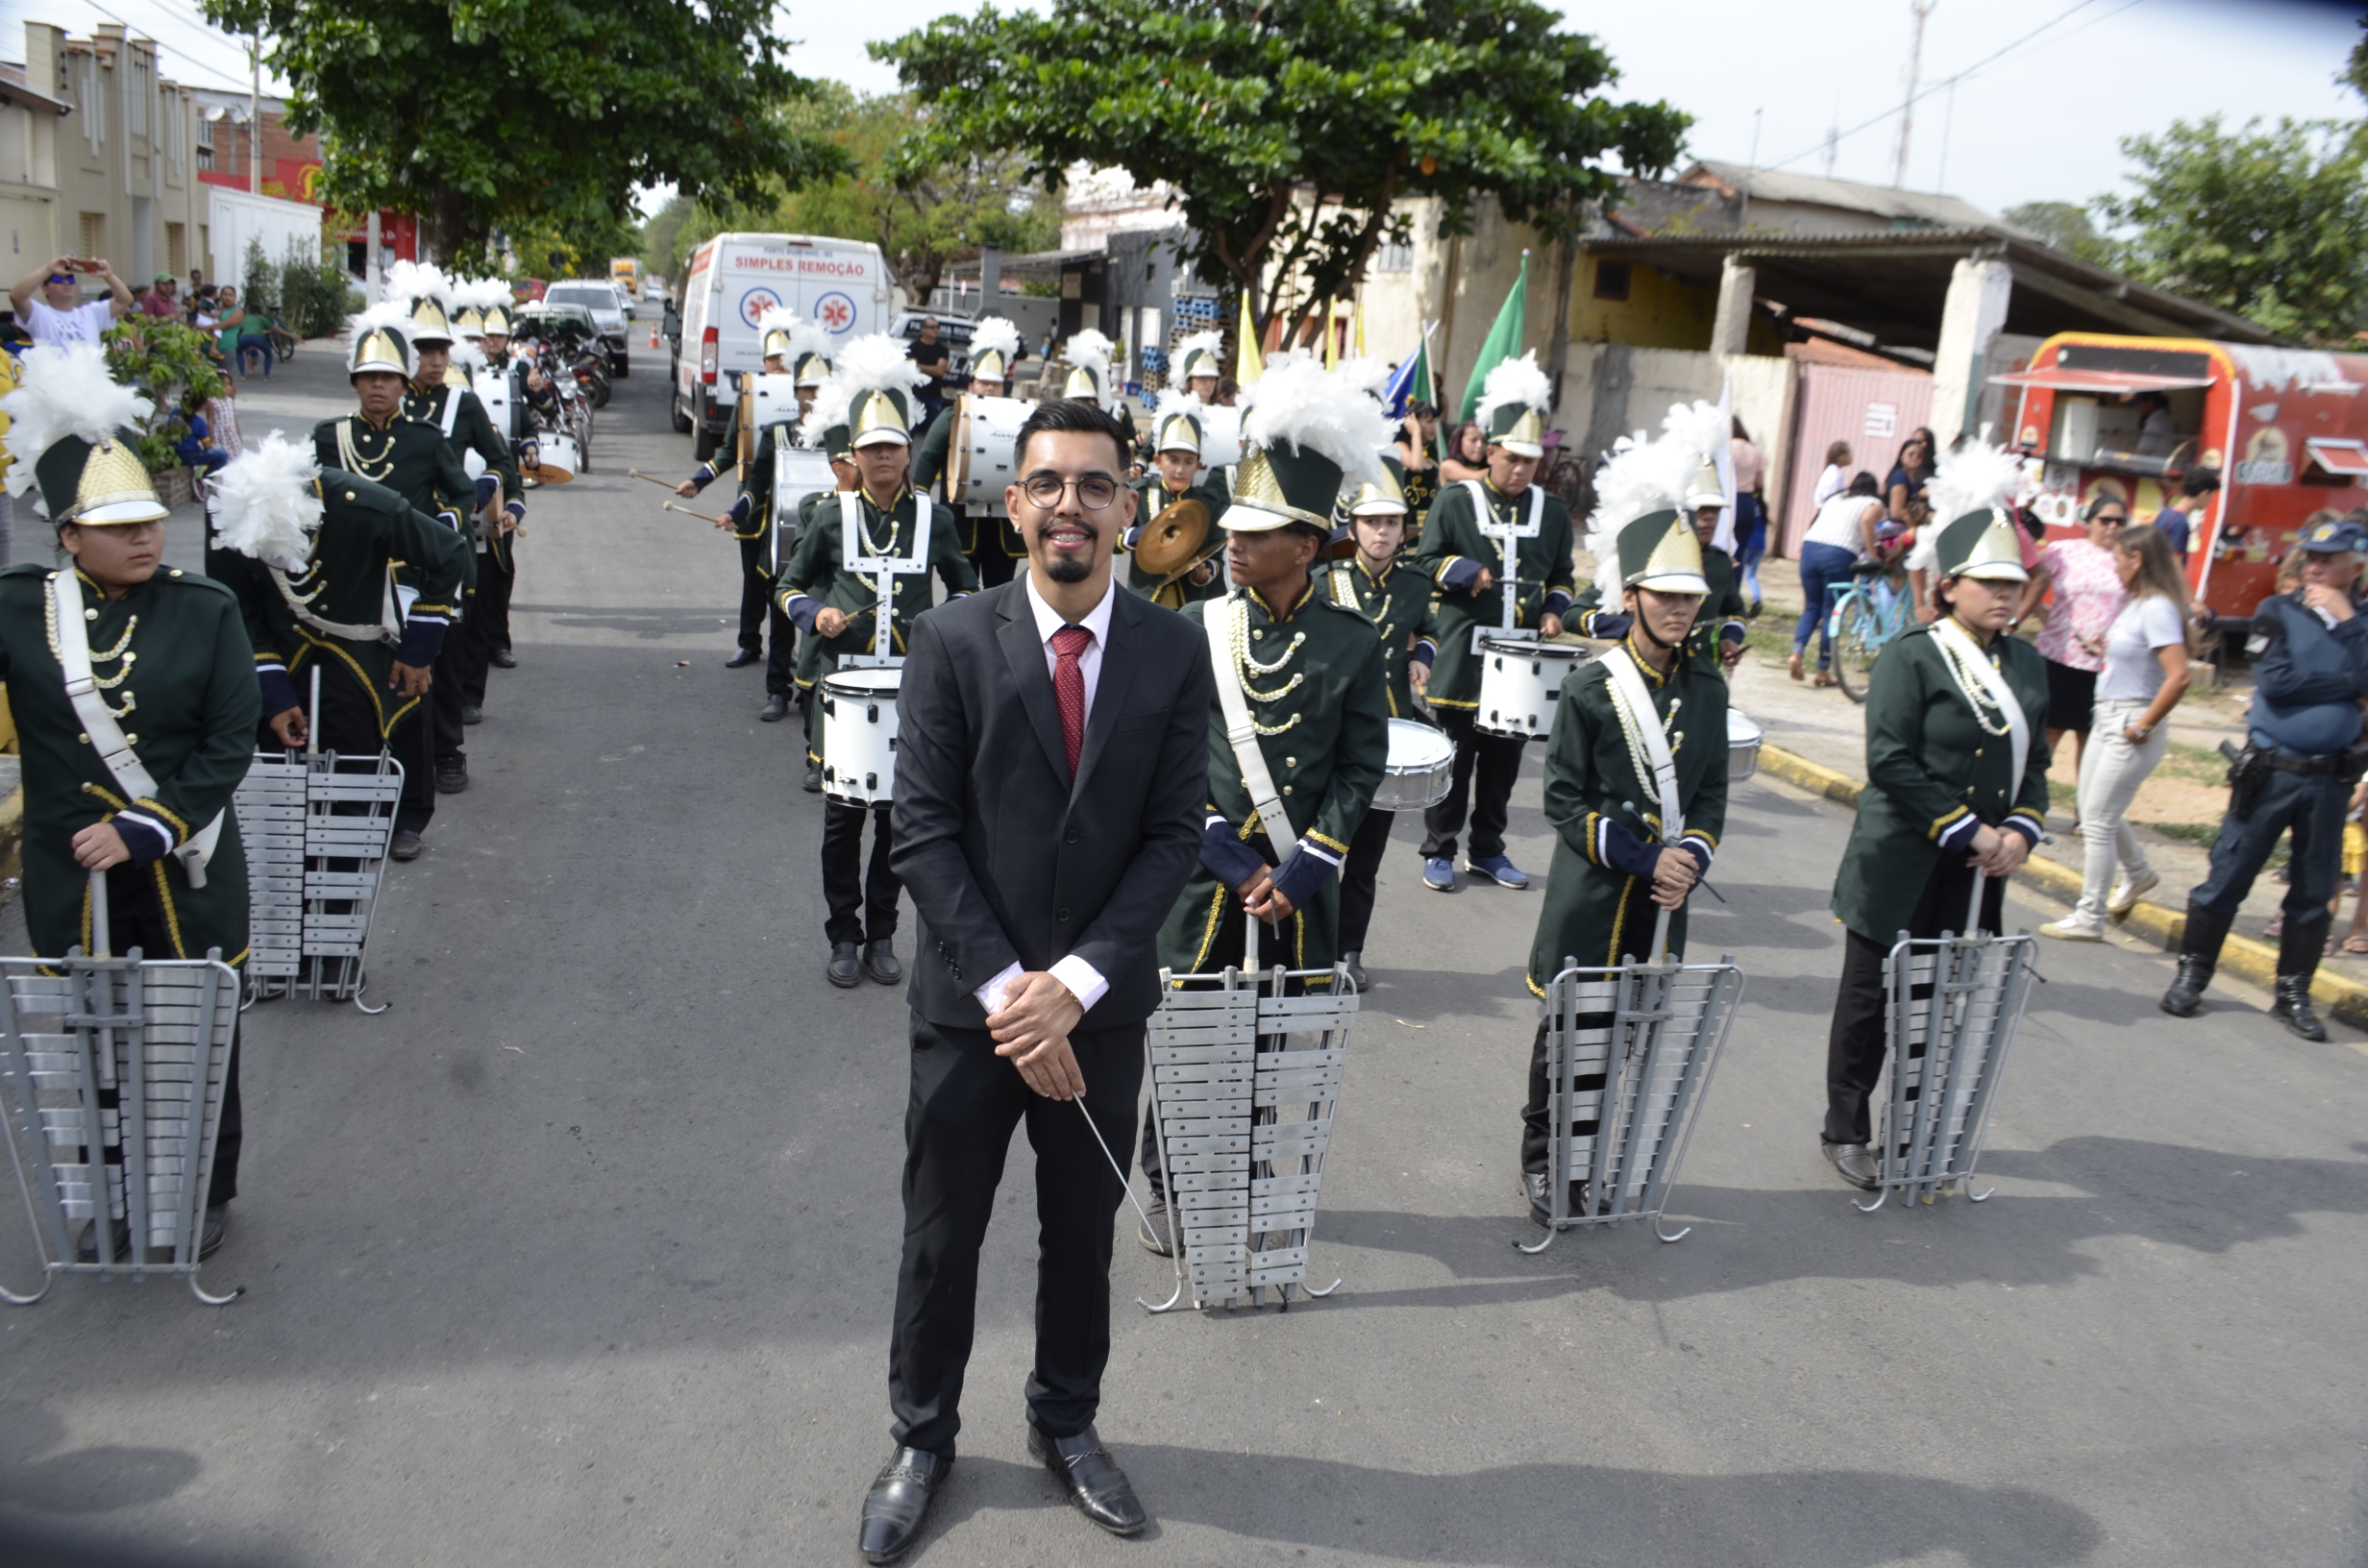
[388,829,424,862]
[724,648,760,669]
[76,1217,135,1263]
[1136,1191,1173,1256]
[1026,1423,1147,1536]
[865,940,902,985]
[1341,950,1369,992]
[1823,1140,1880,1191]
[2161,953,2214,1017]
[827,942,862,989]
[434,757,469,794]
[460,703,483,725]
[2273,975,2328,1041]
[857,1446,950,1564]
[759,694,790,723]
[489,649,516,669]
[803,760,824,795]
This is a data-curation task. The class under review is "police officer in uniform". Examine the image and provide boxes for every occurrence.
[1820,506,2049,1189]
[1120,396,1227,609]
[777,345,978,987]
[1517,508,1727,1223]
[2161,515,2368,1040]
[912,315,1026,590]
[1136,361,1391,1252]
[0,347,260,1262]
[1411,355,1574,894]
[313,318,475,859]
[1322,461,1436,991]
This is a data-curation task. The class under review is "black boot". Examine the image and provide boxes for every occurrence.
[2273,919,2329,1041]
[2162,903,2232,1017]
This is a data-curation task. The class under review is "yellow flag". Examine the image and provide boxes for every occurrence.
[1235,291,1263,387]
[1354,302,1367,358]
[1323,303,1340,369]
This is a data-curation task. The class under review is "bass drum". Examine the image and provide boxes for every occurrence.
[523,429,580,485]
[820,666,902,806]
[1476,636,1588,739]
[1196,404,1243,469]
[946,396,1035,507]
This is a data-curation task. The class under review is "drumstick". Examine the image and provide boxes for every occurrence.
[629,470,681,489]
[662,501,730,526]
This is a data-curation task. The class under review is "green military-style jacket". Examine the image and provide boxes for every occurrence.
[1122,477,1228,610]
[314,412,477,593]
[206,470,472,738]
[405,380,523,573]
[1321,553,1438,719]
[1413,478,1577,709]
[776,487,977,672]
[1683,544,1750,679]
[0,563,259,964]
[1155,581,1390,980]
[1528,641,1729,992]
[1830,621,2051,943]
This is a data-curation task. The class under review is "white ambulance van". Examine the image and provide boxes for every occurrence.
[672,233,893,460]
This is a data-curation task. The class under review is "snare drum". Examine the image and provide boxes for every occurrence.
[820,667,902,805]
[1477,636,1588,738]
[946,396,1034,507]
[1374,718,1454,811]
[524,429,580,483]
[1727,710,1764,781]
[1196,404,1244,469]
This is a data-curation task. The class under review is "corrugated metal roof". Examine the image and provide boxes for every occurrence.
[1682,161,1996,230]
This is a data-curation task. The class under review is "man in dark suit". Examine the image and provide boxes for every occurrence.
[861,399,1212,1562]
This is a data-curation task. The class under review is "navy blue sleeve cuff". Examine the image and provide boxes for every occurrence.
[504,499,526,521]
[395,619,448,666]
[1410,639,1436,668]
[2002,813,2043,849]
[259,667,301,718]
[1937,813,1984,854]
[111,812,174,869]
[474,475,500,508]
[1200,821,1268,890]
[730,494,752,527]
[1270,845,1334,913]
[1542,589,1572,616]
[1580,609,1632,640]
[1599,819,1665,880]
[780,593,819,634]
[1441,557,1483,594]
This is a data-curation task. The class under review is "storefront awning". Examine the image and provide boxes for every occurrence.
[2305,438,2368,478]
[1989,366,2216,395]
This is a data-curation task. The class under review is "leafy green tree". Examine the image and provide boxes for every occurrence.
[2002,200,2109,264]
[204,0,848,258]
[2091,116,2368,346]
[875,0,1687,334]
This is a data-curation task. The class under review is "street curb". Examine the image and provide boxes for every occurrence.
[1755,743,2368,1032]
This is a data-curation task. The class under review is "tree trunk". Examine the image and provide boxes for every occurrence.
[1545,213,1578,413]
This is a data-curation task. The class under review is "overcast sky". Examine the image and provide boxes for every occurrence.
[6,0,2357,225]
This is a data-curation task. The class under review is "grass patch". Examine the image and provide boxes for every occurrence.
[2156,739,2230,785]
[2151,819,2287,870]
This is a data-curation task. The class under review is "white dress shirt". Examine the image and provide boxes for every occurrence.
[973,572,1120,1017]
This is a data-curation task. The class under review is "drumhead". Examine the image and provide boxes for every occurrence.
[530,433,580,478]
[1384,718,1453,770]
[1482,635,1582,662]
[1727,711,1764,745]
[822,668,902,699]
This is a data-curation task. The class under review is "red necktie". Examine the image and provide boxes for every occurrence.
[1051,625,1092,779]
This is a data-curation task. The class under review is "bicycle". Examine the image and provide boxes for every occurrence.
[264,325,300,361]
[1823,558,1916,704]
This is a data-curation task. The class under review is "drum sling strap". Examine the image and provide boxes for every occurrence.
[1462,478,1544,635]
[840,492,933,663]
[1206,594,1297,846]
[49,570,225,888]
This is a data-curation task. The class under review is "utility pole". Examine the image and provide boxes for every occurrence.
[248,28,260,195]
[1891,0,1936,189]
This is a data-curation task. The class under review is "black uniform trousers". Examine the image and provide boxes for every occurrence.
[99,862,240,1207]
[1420,706,1525,863]
[456,544,514,709]
[734,535,774,656]
[889,1016,1145,1457]
[1139,889,1299,1198]
[313,652,435,836]
[429,625,468,767]
[822,799,899,946]
[2188,767,2350,938]
[1337,805,1395,957]
[1823,854,2006,1147]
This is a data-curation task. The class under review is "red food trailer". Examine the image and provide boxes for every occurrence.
[1993,332,2368,619]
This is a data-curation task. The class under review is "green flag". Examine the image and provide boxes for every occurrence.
[1457,251,1529,424]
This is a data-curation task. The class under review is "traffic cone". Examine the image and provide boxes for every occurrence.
[648,322,659,349]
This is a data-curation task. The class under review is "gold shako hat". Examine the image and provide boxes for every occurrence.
[384,259,454,348]
[758,306,800,362]
[828,331,929,449]
[1224,445,1341,532]
[1217,356,1395,535]
[1061,329,1115,405]
[454,306,485,337]
[1683,453,1726,511]
[968,316,1022,387]
[1175,330,1223,383]
[1153,407,1203,457]
[0,343,167,526]
[1934,507,2030,582]
[1477,351,1552,459]
[1617,508,1711,595]
[481,304,512,338]
[792,351,832,388]
[850,388,912,448]
[347,308,415,379]
[781,316,835,388]
[37,431,165,527]
[1345,454,1409,517]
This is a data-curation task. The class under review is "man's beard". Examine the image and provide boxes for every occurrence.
[1046,554,1092,584]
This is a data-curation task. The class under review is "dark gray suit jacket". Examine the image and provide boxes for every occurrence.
[891,577,1212,1031]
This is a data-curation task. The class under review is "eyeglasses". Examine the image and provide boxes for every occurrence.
[2095,513,2128,527]
[45,275,73,285]
[1020,473,1120,509]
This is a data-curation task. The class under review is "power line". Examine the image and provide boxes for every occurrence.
[0,0,273,92]
[1757,0,2148,181]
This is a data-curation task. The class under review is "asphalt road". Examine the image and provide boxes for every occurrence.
[3,349,2364,1568]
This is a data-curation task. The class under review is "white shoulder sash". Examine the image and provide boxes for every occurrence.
[1206,595,1297,844]
[1600,645,1683,843]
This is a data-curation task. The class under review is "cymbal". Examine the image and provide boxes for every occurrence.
[1134,497,1210,576]
[521,456,574,485]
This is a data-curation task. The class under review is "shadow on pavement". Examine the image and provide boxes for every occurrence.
[0,1404,202,1515]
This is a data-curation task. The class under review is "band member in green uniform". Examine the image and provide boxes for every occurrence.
[1588,455,1750,677]
[313,318,474,859]
[1412,353,1574,894]
[789,413,860,793]
[911,315,1026,589]
[1517,508,1728,1223]
[402,290,519,791]
[776,338,977,988]
[1176,330,1223,403]
[1819,505,2048,1190]
[1121,394,1227,609]
[1138,358,1391,1253]
[1322,463,1437,992]
[0,345,260,1261]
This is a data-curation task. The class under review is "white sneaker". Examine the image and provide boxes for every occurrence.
[2040,918,2105,942]
[2107,870,2160,917]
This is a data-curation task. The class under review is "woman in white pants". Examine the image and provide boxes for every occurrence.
[2043,524,2192,940]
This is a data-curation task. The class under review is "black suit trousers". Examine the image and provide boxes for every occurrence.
[888,1016,1145,1457]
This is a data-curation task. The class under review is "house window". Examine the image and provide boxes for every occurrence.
[1373,238,1414,274]
[1592,260,1632,302]
[79,212,105,257]
[166,222,185,274]
[195,111,213,170]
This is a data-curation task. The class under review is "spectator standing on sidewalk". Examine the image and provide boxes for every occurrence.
[2155,471,2218,567]
[2017,495,2130,781]
[9,257,133,347]
[2041,524,2191,941]
[1813,441,1853,508]
[1731,415,1768,612]
[1790,472,1883,686]
[138,273,179,319]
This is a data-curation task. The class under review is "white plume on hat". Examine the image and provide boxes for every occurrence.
[969,315,1022,370]
[1173,329,1222,372]
[383,258,451,311]
[0,343,153,497]
[756,305,800,339]
[1925,431,2027,526]
[835,331,930,400]
[1065,329,1113,376]
[1581,397,1728,599]
[1476,351,1552,426]
[795,375,851,450]
[1335,355,1394,404]
[1153,385,1206,422]
[783,317,833,368]
[450,340,486,374]
[210,430,325,572]
[1237,355,1393,491]
[353,297,413,339]
[450,277,511,315]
